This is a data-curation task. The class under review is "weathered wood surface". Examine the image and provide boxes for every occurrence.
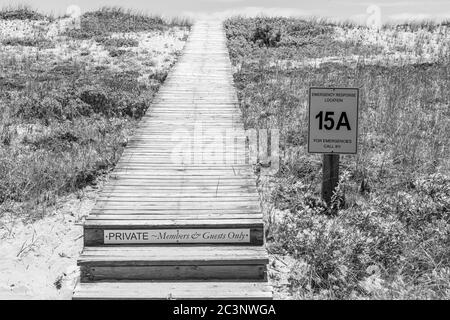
[80,265,266,282]
[73,282,273,300]
[83,20,264,241]
[78,246,268,282]
[73,20,272,300]
[78,246,269,265]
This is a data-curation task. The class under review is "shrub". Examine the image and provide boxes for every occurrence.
[65,7,174,39]
[0,6,46,20]
[225,16,450,299]
[252,24,281,47]
[96,37,139,47]
[2,37,53,48]
[0,7,186,218]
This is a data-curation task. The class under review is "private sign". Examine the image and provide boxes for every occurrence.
[103,229,251,244]
[308,87,359,154]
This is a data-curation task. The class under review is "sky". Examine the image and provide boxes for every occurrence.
[1,0,450,23]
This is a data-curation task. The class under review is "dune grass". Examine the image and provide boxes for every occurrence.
[64,7,188,39]
[0,5,51,21]
[225,16,450,299]
[0,7,191,220]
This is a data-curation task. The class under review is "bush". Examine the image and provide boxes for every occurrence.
[96,37,139,47]
[0,117,129,208]
[225,16,450,299]
[2,37,53,47]
[65,7,172,39]
[0,7,186,218]
[108,48,127,57]
[0,6,46,20]
[12,91,91,123]
[252,24,281,47]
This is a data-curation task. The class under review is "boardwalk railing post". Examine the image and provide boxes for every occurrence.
[321,154,340,206]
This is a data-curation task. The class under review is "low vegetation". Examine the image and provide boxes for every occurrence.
[0,7,191,220]
[225,17,450,299]
[0,5,49,21]
[65,7,191,39]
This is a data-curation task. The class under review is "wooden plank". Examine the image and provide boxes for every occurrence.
[80,265,266,282]
[110,170,253,176]
[95,197,259,202]
[95,198,259,203]
[100,184,256,189]
[89,210,262,216]
[92,205,261,211]
[108,176,256,181]
[78,246,268,265]
[322,154,340,205]
[73,282,273,300]
[99,188,258,194]
[86,214,263,220]
[84,219,263,228]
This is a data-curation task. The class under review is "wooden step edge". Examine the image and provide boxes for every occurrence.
[72,281,273,300]
[77,246,269,266]
[77,257,269,266]
[83,220,264,228]
[79,265,268,282]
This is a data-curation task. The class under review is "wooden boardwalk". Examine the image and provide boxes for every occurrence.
[73,21,272,300]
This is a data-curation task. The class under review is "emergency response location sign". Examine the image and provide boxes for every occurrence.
[308,87,359,154]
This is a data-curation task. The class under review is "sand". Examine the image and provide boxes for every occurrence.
[0,187,98,299]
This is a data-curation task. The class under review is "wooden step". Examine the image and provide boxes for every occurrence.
[83,220,264,246]
[78,246,268,281]
[73,281,273,300]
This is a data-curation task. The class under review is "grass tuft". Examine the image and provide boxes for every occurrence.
[225,16,450,299]
[0,5,49,21]
[0,6,189,219]
[65,7,191,39]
